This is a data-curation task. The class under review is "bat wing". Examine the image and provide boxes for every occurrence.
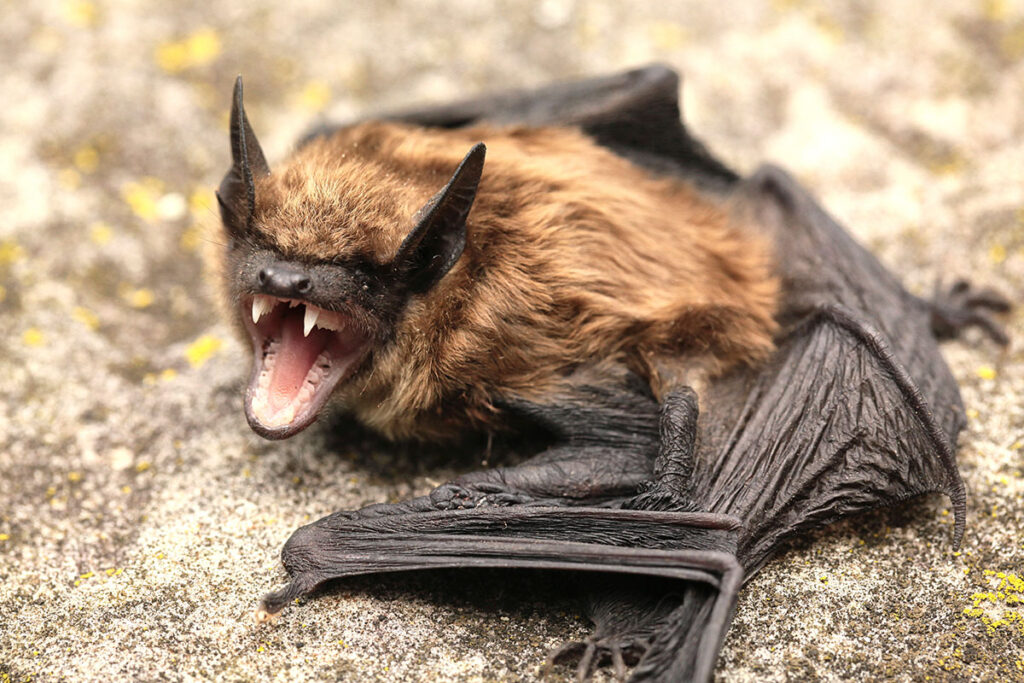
[694,166,967,573]
[263,504,744,682]
[302,64,737,191]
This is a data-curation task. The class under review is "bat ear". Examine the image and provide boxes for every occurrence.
[217,75,270,235]
[393,143,485,294]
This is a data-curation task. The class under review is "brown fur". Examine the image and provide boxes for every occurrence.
[224,122,779,440]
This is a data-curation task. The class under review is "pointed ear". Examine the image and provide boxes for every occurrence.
[394,143,486,294]
[217,76,270,234]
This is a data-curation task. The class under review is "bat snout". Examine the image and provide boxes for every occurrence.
[257,262,313,298]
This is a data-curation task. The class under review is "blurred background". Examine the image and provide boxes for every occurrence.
[1,1,1022,680]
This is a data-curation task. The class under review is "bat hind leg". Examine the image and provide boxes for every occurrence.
[930,279,1011,345]
[552,388,737,681]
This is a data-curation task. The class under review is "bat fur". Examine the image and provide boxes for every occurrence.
[210,67,1010,681]
[216,119,778,442]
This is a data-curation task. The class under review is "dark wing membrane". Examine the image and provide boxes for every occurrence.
[262,506,743,683]
[740,166,967,441]
[694,166,967,572]
[302,65,737,192]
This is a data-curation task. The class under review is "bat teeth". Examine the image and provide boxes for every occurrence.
[251,295,275,324]
[303,305,320,337]
[313,309,345,332]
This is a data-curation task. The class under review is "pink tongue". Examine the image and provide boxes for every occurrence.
[267,309,328,414]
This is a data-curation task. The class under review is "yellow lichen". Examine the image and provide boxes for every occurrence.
[136,461,151,473]
[72,306,100,330]
[1001,25,1024,60]
[67,472,82,482]
[179,224,202,251]
[982,0,1009,21]
[963,570,1024,635]
[155,28,222,73]
[184,334,222,368]
[125,288,154,309]
[73,145,99,173]
[61,0,98,27]
[299,80,331,112]
[22,328,45,347]
[647,21,689,50]
[0,240,25,265]
[121,178,164,222]
[189,188,215,214]
[89,222,113,244]
[976,365,997,381]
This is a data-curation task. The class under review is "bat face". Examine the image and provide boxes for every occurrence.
[216,78,485,439]
[233,249,380,439]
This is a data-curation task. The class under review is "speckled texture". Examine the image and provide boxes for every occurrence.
[1,1,1022,681]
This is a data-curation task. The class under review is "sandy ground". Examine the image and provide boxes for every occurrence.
[1,1,1022,681]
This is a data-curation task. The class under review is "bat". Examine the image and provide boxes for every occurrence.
[212,66,1009,681]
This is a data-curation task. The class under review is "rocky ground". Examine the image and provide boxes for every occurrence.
[1,1,1022,681]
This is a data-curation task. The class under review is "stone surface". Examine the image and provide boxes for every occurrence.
[1,1,1022,681]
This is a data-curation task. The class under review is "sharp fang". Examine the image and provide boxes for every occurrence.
[303,305,320,337]
[252,295,273,324]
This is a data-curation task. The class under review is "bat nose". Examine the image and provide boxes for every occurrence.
[257,263,313,298]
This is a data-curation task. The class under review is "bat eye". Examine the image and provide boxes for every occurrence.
[257,263,313,297]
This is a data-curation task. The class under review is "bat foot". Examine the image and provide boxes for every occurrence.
[547,636,647,682]
[930,279,1012,345]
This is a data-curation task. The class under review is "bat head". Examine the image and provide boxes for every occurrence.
[216,77,486,440]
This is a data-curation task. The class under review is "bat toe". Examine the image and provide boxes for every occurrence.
[930,279,1012,346]
[547,635,648,682]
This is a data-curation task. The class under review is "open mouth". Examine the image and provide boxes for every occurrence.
[243,294,369,439]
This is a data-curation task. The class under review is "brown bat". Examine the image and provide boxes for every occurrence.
[212,67,1008,681]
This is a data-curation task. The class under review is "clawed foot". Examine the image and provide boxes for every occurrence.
[547,636,649,682]
[930,279,1011,345]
